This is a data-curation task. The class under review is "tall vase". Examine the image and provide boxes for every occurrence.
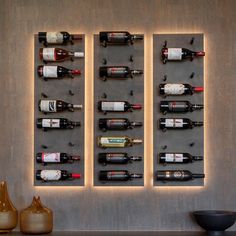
[20,196,53,234]
[0,181,18,233]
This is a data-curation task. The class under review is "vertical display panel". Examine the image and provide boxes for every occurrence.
[34,35,85,186]
[153,34,204,186]
[94,34,144,186]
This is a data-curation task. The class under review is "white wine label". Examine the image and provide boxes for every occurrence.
[42,119,60,128]
[165,119,184,127]
[167,48,182,60]
[42,48,55,61]
[40,100,57,112]
[165,153,183,162]
[101,102,125,111]
[43,66,58,78]
[46,32,63,44]
[100,137,126,147]
[40,170,61,181]
[164,84,185,95]
[42,153,60,163]
[107,67,125,76]
[74,52,84,58]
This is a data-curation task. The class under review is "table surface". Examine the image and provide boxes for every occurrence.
[5,231,236,236]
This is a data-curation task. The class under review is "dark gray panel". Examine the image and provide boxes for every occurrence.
[94,35,144,186]
[153,34,204,186]
[34,35,85,186]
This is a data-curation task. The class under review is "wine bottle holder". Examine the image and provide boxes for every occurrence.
[34,35,85,186]
[94,34,144,186]
[153,34,204,186]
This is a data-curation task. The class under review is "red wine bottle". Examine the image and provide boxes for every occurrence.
[37,65,81,79]
[99,31,143,46]
[36,170,81,181]
[159,153,203,164]
[98,153,142,165]
[99,118,142,131]
[39,48,84,62]
[38,99,82,113]
[156,170,205,181]
[162,47,205,63]
[159,118,203,131]
[98,101,142,112]
[38,32,82,45]
[99,66,143,80]
[159,83,203,96]
[36,152,80,164]
[99,170,143,181]
[36,118,80,130]
[160,101,203,114]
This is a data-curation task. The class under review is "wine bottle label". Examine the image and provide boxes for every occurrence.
[46,32,64,43]
[164,119,184,127]
[101,102,125,111]
[107,171,126,179]
[165,154,184,162]
[100,137,126,147]
[173,171,183,178]
[107,32,126,42]
[107,67,125,77]
[42,48,55,61]
[107,119,125,129]
[40,100,57,112]
[40,170,61,181]
[42,119,60,128]
[164,84,185,95]
[43,66,58,78]
[167,48,182,60]
[42,153,60,162]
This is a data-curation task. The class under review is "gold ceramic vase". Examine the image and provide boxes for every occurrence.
[0,181,18,233]
[20,196,53,234]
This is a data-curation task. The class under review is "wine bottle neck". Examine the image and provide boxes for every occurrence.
[131,34,143,41]
[72,104,83,109]
[196,51,205,56]
[71,156,80,161]
[130,156,142,161]
[193,86,204,92]
[71,69,81,75]
[131,139,143,144]
[192,104,204,110]
[71,173,81,179]
[71,122,81,127]
[130,173,143,179]
[192,121,204,127]
[192,173,205,179]
[131,70,143,75]
[193,156,204,161]
[71,52,84,58]
[130,121,143,127]
[131,104,142,110]
[71,34,83,40]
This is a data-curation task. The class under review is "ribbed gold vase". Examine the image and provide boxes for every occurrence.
[0,181,18,233]
[20,196,53,234]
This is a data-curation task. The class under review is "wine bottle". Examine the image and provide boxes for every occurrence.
[38,32,82,45]
[99,31,143,46]
[36,170,81,181]
[36,152,80,164]
[98,101,142,112]
[38,100,82,113]
[37,65,81,79]
[39,48,84,62]
[156,170,205,181]
[99,170,143,181]
[161,47,205,63]
[159,118,203,130]
[36,118,80,130]
[99,66,143,80]
[159,153,203,164]
[99,118,142,131]
[160,101,204,114]
[97,136,142,148]
[159,83,203,96]
[98,153,142,165]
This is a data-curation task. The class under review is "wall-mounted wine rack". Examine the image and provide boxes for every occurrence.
[153,34,204,186]
[34,35,85,186]
[93,34,144,186]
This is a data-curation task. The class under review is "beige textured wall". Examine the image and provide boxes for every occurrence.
[0,0,235,231]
